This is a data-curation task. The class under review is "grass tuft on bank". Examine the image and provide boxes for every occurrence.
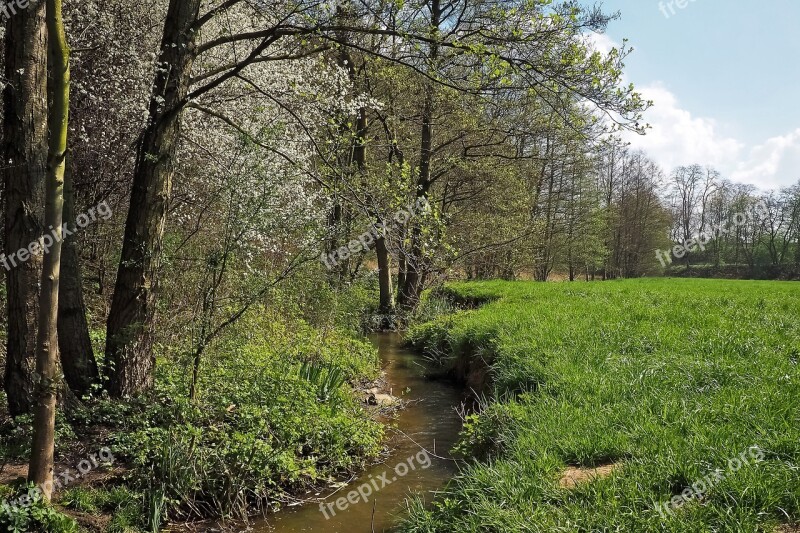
[402,278,800,532]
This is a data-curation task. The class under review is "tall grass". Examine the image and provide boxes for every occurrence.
[401,279,800,531]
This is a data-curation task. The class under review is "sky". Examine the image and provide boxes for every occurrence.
[595,0,800,190]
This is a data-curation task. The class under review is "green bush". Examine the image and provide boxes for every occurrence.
[0,484,77,533]
[0,413,77,461]
[75,309,383,528]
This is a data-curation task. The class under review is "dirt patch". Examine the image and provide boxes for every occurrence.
[0,462,127,495]
[776,526,800,533]
[2,461,124,532]
[559,463,620,489]
[0,463,28,485]
[453,346,492,393]
[0,461,126,492]
[64,509,112,532]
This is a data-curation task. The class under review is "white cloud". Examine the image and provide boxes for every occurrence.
[730,129,800,190]
[586,31,617,55]
[588,33,800,191]
[624,83,743,172]
[624,83,800,191]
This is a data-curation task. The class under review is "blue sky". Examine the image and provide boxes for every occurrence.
[596,0,800,189]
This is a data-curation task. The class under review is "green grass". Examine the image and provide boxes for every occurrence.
[401,278,800,532]
[60,486,144,532]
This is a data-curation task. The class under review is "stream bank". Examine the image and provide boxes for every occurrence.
[259,332,464,532]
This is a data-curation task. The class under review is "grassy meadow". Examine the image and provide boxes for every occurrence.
[402,278,800,532]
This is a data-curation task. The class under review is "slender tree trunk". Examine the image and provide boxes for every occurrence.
[2,0,48,417]
[105,0,201,398]
[58,156,99,395]
[325,15,360,284]
[398,92,433,306]
[325,198,346,282]
[338,37,394,312]
[376,236,393,312]
[353,100,394,314]
[353,106,367,170]
[397,251,407,297]
[398,0,439,309]
[29,0,70,499]
[350,95,393,311]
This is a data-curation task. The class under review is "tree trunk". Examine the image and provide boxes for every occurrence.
[351,89,395,314]
[398,0,439,309]
[105,0,201,398]
[29,0,70,499]
[397,94,433,306]
[58,156,99,396]
[397,251,407,297]
[376,236,393,313]
[568,247,575,281]
[2,0,48,417]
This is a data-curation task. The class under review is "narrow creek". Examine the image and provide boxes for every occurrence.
[259,332,464,532]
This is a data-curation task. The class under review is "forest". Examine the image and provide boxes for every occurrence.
[0,0,799,531]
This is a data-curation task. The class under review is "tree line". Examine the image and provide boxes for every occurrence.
[664,165,800,277]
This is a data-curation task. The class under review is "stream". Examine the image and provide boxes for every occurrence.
[257,332,464,532]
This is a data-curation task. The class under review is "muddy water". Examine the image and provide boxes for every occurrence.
[258,332,463,532]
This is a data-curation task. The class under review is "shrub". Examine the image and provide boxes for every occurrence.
[0,484,78,533]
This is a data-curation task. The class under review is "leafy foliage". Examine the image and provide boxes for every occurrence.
[0,484,77,533]
[73,310,382,527]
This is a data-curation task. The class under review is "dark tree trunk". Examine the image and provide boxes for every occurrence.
[353,103,394,313]
[2,0,48,417]
[398,0,442,309]
[58,157,99,395]
[568,247,575,281]
[105,0,201,397]
[398,104,433,306]
[398,0,439,309]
